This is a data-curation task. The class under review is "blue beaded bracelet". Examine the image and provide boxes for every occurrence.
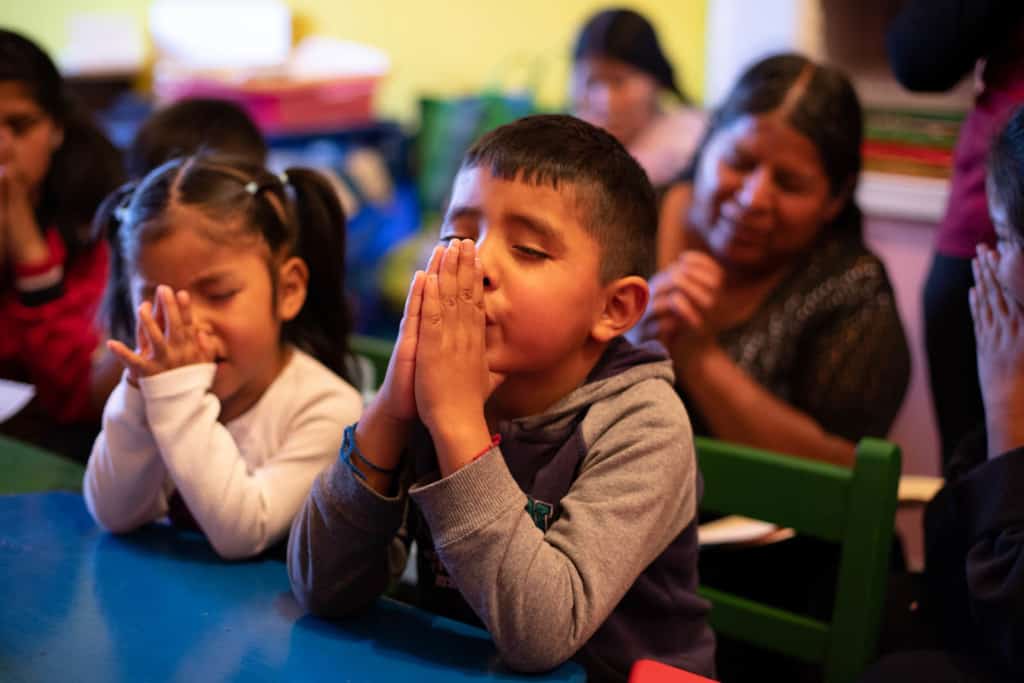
[341,423,398,479]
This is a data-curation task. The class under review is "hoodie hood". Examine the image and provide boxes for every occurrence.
[501,337,674,437]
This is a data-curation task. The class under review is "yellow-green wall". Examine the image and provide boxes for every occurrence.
[2,0,706,123]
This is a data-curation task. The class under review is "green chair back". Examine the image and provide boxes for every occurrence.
[350,334,394,391]
[0,434,85,495]
[696,436,901,683]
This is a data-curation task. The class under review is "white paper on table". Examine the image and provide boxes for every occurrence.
[698,515,793,546]
[898,475,945,503]
[0,379,35,423]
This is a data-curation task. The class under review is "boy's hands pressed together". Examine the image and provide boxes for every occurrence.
[416,239,501,475]
[970,245,1024,459]
[373,246,440,423]
[349,247,440,490]
[107,285,216,384]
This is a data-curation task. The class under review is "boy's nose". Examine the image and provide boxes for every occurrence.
[474,235,496,289]
[0,132,13,162]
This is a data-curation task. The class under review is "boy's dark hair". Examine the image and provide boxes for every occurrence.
[127,98,267,178]
[95,154,354,384]
[989,104,1024,238]
[0,29,124,262]
[461,114,657,281]
[683,53,864,236]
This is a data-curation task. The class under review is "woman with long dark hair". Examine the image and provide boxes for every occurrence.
[0,29,125,456]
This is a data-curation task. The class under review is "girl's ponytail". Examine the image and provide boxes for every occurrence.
[282,168,355,385]
[92,182,139,345]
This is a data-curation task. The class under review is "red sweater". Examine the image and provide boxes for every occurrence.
[1,228,109,423]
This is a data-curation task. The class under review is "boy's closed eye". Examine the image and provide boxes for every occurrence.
[513,245,551,259]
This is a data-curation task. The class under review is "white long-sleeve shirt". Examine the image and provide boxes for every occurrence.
[84,348,362,559]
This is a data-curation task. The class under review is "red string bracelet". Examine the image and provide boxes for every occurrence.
[472,434,502,462]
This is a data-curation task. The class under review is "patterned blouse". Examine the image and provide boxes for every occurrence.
[684,229,912,442]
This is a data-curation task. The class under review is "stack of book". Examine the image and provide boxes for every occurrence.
[863,108,965,179]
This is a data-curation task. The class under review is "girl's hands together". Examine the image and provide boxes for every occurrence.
[107,285,217,384]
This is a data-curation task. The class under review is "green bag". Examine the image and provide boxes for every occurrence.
[416,91,535,211]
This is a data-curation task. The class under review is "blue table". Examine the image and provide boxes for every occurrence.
[0,493,584,682]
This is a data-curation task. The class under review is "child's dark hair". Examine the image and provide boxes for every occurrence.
[127,98,268,178]
[988,104,1024,238]
[461,114,657,281]
[683,53,864,235]
[96,154,354,384]
[573,7,687,102]
[0,29,125,261]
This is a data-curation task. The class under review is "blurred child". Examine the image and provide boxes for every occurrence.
[126,97,267,178]
[84,154,362,559]
[288,115,715,680]
[0,29,125,455]
[863,105,1024,683]
[570,8,705,189]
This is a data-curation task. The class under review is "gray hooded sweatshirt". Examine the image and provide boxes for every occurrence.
[288,338,715,681]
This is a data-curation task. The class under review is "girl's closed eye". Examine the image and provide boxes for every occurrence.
[204,288,239,303]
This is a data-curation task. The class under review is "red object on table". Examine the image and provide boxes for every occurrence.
[629,659,717,683]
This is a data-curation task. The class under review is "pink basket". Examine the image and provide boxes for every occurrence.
[155,73,380,135]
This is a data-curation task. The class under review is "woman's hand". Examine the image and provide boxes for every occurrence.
[0,165,49,267]
[637,250,724,355]
[107,285,217,384]
[970,245,1024,458]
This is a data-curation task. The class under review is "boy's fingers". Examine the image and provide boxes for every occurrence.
[425,244,444,274]
[487,370,506,397]
[391,270,423,360]
[453,241,483,347]
[421,272,443,332]
[400,270,426,321]
[979,254,1009,318]
[456,240,477,303]
[439,241,459,312]
[473,255,485,314]
[972,261,995,328]
[969,287,984,336]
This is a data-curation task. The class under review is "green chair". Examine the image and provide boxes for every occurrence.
[0,434,85,495]
[350,334,394,391]
[696,436,901,683]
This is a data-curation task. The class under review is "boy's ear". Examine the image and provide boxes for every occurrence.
[276,256,309,322]
[590,275,650,343]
